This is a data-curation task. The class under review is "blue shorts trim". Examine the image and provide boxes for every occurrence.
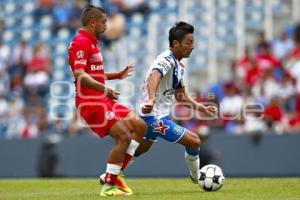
[140,115,186,143]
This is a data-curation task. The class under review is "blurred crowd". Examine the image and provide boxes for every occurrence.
[0,0,149,139]
[176,24,300,136]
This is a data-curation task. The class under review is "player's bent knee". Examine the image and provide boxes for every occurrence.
[190,136,201,149]
[137,119,147,135]
[119,132,132,146]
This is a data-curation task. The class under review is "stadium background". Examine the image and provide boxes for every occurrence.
[0,0,300,178]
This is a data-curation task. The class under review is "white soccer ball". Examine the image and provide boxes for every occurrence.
[198,164,225,191]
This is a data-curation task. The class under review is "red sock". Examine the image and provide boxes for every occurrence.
[105,163,121,185]
[121,140,139,171]
[105,173,118,185]
[121,153,132,171]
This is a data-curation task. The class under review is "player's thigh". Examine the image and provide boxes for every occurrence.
[109,119,132,144]
[177,129,201,149]
[124,111,147,136]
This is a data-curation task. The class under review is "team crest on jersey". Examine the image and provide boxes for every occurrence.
[76,50,84,59]
[152,120,169,135]
[105,111,115,120]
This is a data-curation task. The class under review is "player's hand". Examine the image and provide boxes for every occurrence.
[105,88,120,100]
[119,64,134,79]
[203,105,218,117]
[142,99,155,114]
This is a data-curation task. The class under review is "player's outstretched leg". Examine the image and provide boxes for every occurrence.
[185,147,200,184]
[177,129,201,184]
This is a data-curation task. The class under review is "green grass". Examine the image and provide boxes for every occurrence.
[0,178,299,200]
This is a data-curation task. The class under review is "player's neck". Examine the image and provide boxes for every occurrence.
[82,27,96,37]
[170,48,183,61]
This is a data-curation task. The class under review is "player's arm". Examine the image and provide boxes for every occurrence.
[74,69,119,100]
[105,65,134,80]
[175,85,217,117]
[141,69,162,114]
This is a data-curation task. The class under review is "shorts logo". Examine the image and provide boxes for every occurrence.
[152,120,169,135]
[76,50,84,59]
[173,126,183,135]
[105,111,115,120]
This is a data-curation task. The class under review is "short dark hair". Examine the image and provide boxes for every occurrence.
[169,21,194,47]
[81,5,106,26]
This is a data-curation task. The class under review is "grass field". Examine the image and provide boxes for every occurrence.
[0,178,299,200]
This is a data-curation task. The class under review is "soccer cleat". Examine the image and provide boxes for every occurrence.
[99,172,133,195]
[100,184,129,196]
[190,175,198,184]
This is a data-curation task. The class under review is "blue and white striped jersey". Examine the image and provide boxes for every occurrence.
[139,50,185,118]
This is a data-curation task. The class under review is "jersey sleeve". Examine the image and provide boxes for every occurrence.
[152,56,173,77]
[71,41,90,70]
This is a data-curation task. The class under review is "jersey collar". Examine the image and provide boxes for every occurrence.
[79,29,97,44]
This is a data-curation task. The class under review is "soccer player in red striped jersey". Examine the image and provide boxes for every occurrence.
[68,5,146,196]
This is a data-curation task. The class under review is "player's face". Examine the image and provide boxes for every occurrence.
[179,33,194,58]
[94,14,107,38]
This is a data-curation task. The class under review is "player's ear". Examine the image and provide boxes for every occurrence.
[173,40,180,47]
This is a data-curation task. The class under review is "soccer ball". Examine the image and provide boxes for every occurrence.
[198,164,225,191]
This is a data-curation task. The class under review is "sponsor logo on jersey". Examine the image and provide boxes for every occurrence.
[91,64,104,71]
[75,59,87,65]
[152,120,169,135]
[158,61,170,71]
[163,89,175,101]
[105,111,115,120]
[76,50,84,59]
[173,126,183,135]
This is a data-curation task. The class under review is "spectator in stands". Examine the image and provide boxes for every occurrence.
[219,82,244,134]
[24,42,51,98]
[278,71,296,112]
[255,31,271,54]
[252,68,279,104]
[263,96,283,131]
[10,39,32,67]
[8,39,32,79]
[243,103,267,134]
[234,46,252,83]
[272,30,293,61]
[256,43,281,70]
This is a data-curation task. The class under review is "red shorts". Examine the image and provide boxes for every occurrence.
[76,97,130,138]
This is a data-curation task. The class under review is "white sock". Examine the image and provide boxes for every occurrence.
[106,163,121,175]
[184,152,200,180]
[126,140,140,156]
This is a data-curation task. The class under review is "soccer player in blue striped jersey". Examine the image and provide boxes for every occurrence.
[136,21,218,183]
